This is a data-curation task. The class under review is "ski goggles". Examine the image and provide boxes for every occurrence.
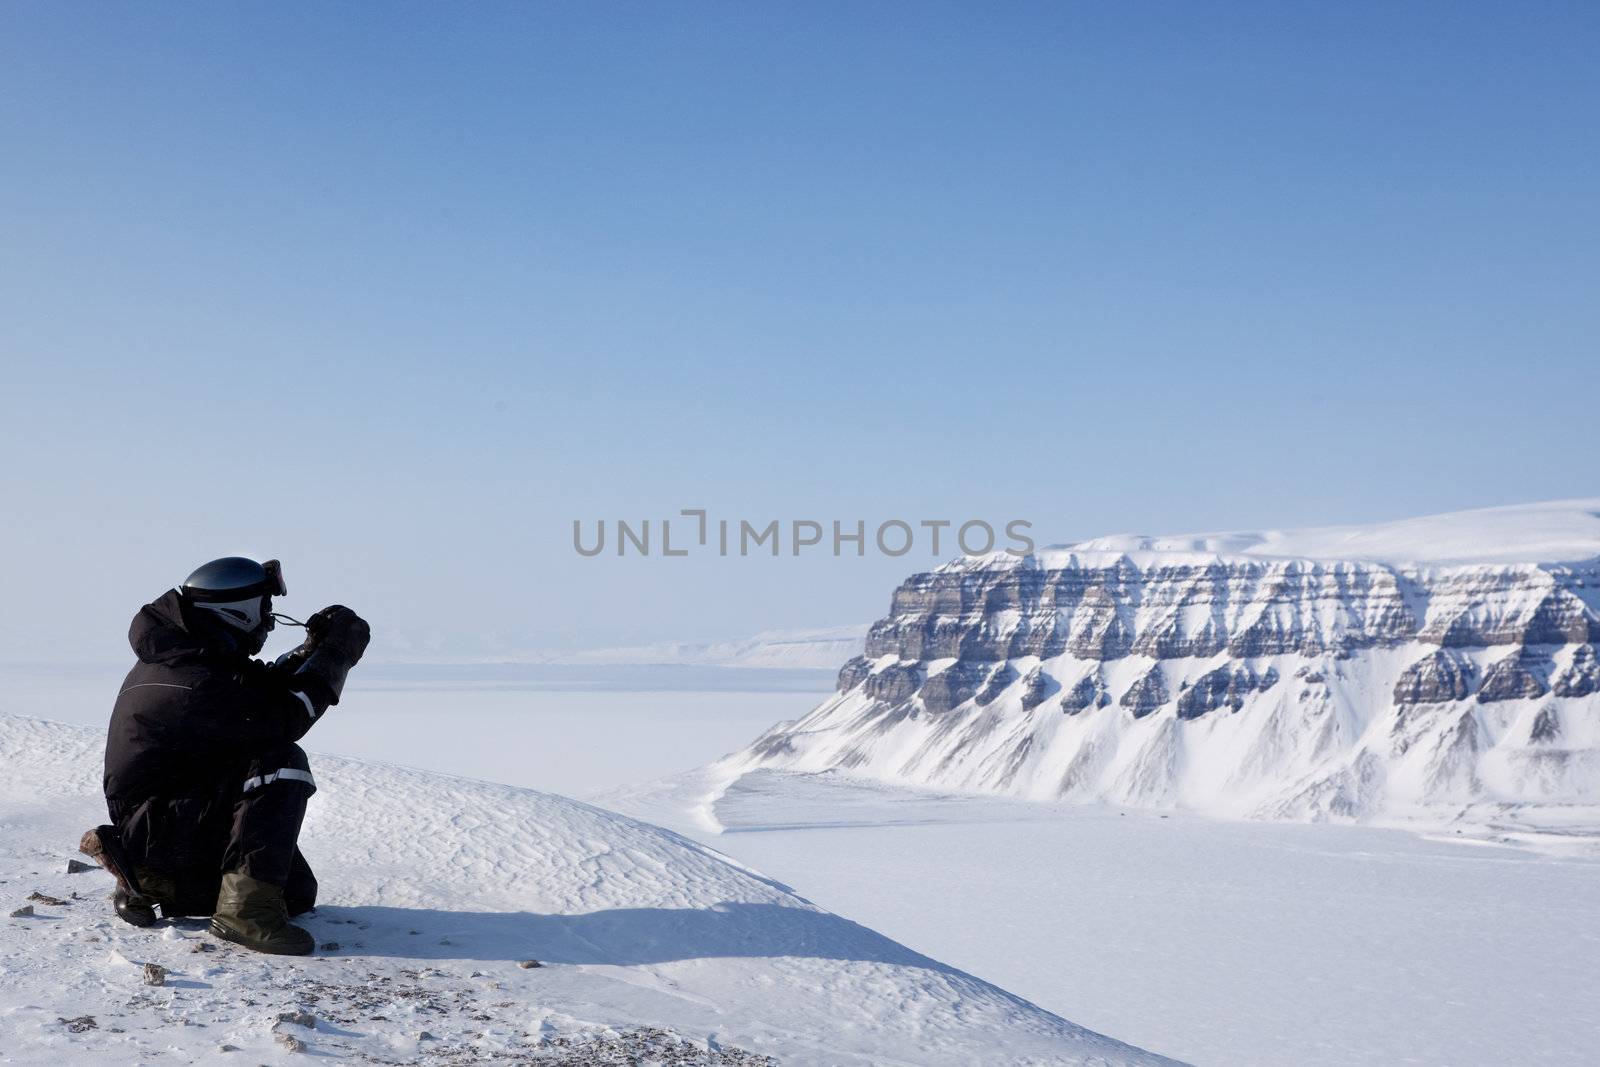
[262,559,306,628]
[263,559,287,597]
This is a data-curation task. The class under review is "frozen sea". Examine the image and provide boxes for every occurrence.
[606,769,1600,1067]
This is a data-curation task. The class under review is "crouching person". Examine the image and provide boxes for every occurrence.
[81,557,369,955]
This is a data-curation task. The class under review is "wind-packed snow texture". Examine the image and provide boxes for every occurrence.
[0,713,1174,1066]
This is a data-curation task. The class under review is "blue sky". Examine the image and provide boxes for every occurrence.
[2,2,1596,660]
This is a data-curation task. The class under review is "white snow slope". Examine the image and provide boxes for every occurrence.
[725,499,1600,831]
[0,714,1174,1066]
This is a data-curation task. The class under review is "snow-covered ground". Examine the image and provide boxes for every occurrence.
[0,713,1172,1066]
[12,661,1599,1064]
[603,769,1600,1067]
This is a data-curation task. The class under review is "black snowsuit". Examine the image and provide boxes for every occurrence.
[104,590,337,916]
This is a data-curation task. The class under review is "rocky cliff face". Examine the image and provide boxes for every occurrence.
[723,503,1600,824]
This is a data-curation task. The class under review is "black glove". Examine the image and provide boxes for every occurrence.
[291,605,371,707]
[305,605,371,666]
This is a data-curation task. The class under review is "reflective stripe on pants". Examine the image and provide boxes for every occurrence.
[241,767,316,793]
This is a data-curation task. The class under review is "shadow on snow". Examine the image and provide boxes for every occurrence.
[311,900,954,972]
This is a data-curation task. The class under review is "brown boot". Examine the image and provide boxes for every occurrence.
[79,826,162,928]
[209,871,315,956]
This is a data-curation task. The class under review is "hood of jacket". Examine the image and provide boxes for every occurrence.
[128,589,236,665]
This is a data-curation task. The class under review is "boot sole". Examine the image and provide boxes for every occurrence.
[208,918,315,956]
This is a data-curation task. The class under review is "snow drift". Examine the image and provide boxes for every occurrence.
[724,500,1600,827]
[0,713,1172,1066]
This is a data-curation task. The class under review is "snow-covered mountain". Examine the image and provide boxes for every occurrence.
[721,500,1600,825]
[0,713,1172,1066]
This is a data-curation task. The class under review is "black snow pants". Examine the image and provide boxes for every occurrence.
[110,742,319,916]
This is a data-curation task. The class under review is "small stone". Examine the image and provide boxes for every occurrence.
[276,1010,317,1029]
[66,859,95,874]
[191,941,216,953]
[28,891,70,906]
[142,962,167,986]
[58,1015,97,1033]
[217,1044,239,1053]
[275,1032,306,1052]
[517,959,542,969]
[319,941,339,951]
[408,929,419,935]
[418,1030,436,1041]
[437,937,451,945]
[9,905,34,918]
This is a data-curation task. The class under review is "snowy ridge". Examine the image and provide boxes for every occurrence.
[722,500,1600,829]
[0,713,1173,1066]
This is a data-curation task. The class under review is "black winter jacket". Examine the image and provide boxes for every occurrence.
[104,590,335,817]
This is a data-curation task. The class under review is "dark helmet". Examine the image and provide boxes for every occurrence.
[179,557,287,653]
